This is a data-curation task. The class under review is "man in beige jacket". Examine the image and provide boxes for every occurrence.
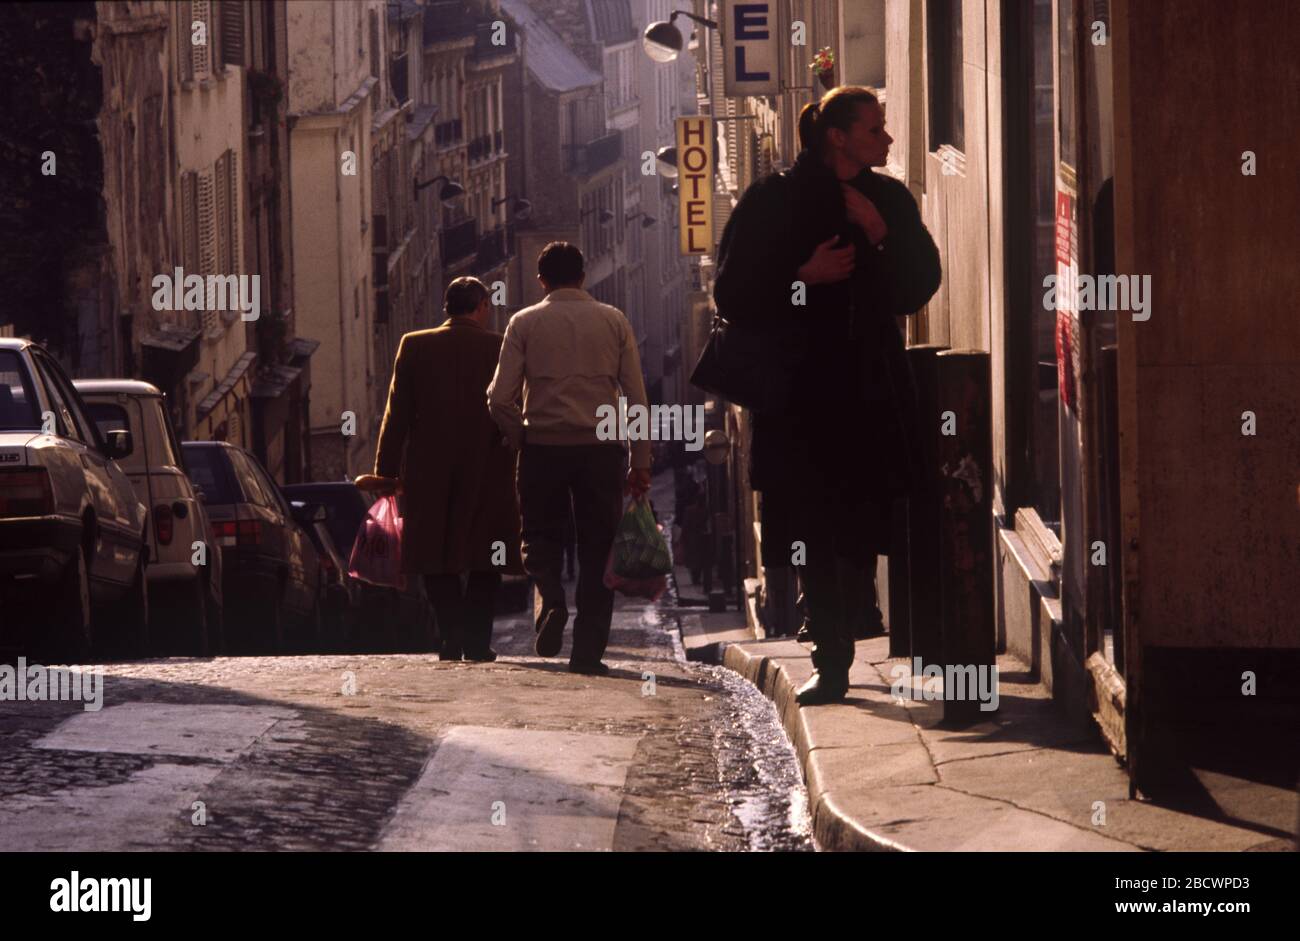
[487,242,651,675]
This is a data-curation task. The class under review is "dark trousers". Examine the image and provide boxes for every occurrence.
[517,441,625,664]
[425,571,501,658]
[766,485,877,681]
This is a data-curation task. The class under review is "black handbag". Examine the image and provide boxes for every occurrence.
[689,314,805,414]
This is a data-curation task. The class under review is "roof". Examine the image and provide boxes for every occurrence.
[590,0,636,44]
[0,337,33,351]
[72,379,164,397]
[499,0,602,93]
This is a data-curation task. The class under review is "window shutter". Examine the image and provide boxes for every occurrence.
[192,0,211,77]
[197,167,218,332]
[225,148,240,276]
[178,3,195,82]
[220,0,245,68]
[214,152,230,276]
[181,170,199,276]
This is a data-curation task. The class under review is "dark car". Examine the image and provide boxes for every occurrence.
[0,340,149,661]
[280,481,433,651]
[288,498,358,650]
[180,441,321,653]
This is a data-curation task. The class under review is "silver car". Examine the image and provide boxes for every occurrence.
[0,339,149,661]
[76,379,224,655]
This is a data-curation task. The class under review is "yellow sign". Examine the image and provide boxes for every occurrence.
[676,116,713,255]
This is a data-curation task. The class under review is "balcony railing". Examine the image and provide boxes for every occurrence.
[424,1,476,44]
[472,226,509,275]
[494,129,503,152]
[441,218,478,266]
[567,129,622,177]
[434,119,463,148]
[468,135,493,162]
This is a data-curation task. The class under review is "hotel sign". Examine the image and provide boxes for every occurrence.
[722,0,780,96]
[676,116,714,255]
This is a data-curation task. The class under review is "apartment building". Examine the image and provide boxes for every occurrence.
[284,0,386,479]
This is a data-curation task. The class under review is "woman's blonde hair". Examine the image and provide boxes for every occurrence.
[797,85,881,157]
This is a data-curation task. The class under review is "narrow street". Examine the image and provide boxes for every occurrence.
[0,479,813,853]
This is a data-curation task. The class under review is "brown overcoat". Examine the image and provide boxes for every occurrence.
[373,317,524,575]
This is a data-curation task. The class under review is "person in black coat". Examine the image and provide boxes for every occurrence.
[713,85,941,704]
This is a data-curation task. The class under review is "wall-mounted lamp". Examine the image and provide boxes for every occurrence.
[580,207,615,225]
[642,9,718,63]
[491,194,533,221]
[625,211,657,228]
[413,174,465,205]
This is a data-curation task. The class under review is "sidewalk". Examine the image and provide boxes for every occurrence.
[683,611,1291,851]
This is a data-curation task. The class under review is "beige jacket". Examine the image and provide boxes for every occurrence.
[487,287,652,469]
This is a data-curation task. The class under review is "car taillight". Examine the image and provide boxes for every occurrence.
[154,504,174,545]
[0,468,54,518]
[213,519,261,546]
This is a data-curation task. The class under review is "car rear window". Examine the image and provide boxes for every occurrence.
[0,351,41,431]
[180,445,241,505]
[283,486,369,553]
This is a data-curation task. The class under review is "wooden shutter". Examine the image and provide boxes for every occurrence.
[180,170,199,275]
[178,3,195,81]
[225,148,240,276]
[191,0,211,77]
[220,0,245,68]
[197,167,218,332]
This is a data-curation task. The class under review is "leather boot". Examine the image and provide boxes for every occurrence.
[796,670,849,705]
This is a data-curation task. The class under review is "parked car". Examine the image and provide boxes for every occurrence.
[288,498,359,650]
[180,441,321,653]
[0,339,149,660]
[280,481,433,651]
[75,379,223,655]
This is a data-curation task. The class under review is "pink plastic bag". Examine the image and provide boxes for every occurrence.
[348,494,407,591]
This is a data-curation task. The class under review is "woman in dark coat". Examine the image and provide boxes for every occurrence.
[713,85,941,703]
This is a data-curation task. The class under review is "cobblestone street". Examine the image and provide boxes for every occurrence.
[0,592,813,852]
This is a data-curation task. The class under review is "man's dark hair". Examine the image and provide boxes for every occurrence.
[444,276,489,316]
[537,241,584,286]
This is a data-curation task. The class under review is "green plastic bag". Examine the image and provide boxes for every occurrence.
[611,497,672,580]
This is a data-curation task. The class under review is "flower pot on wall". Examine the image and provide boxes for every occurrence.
[817,69,836,90]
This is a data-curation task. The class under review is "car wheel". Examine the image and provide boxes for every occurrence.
[47,547,92,663]
[189,575,210,657]
[205,581,224,657]
[116,548,150,658]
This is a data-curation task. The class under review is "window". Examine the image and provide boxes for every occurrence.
[927,0,965,152]
[32,353,93,445]
[0,351,40,431]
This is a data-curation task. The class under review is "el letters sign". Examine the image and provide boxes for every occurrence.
[676,116,713,255]
[722,0,780,96]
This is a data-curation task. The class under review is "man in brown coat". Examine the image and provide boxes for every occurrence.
[370,277,523,661]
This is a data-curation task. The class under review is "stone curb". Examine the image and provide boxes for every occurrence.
[721,641,914,852]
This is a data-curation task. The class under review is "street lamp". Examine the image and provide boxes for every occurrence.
[413,174,465,205]
[580,207,614,225]
[625,211,657,228]
[642,9,718,63]
[655,144,679,178]
[491,194,532,221]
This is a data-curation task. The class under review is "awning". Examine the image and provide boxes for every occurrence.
[251,363,304,400]
[140,323,202,391]
[195,350,258,441]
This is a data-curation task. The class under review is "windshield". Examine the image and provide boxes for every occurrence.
[0,350,41,432]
